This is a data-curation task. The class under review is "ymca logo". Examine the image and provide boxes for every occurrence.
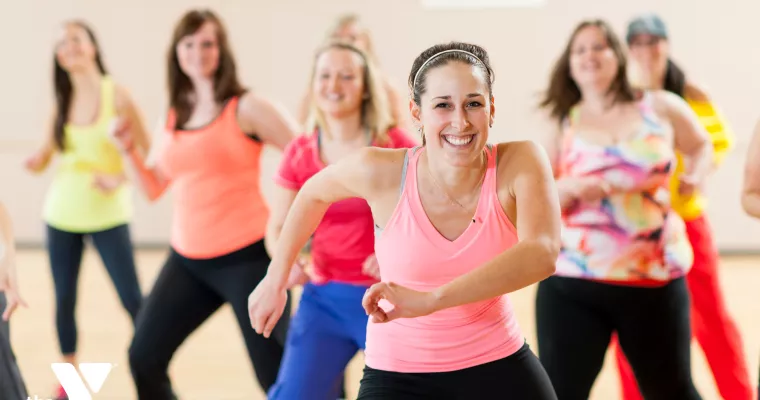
[47,363,114,400]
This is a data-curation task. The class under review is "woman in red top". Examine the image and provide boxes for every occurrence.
[112,9,300,399]
[264,41,415,400]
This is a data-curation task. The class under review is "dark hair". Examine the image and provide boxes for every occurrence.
[53,20,107,151]
[408,42,495,145]
[167,9,246,129]
[663,59,686,98]
[539,19,636,122]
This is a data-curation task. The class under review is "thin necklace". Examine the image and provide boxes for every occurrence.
[425,149,487,218]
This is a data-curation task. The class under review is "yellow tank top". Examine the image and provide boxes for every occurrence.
[668,98,735,222]
[43,76,133,232]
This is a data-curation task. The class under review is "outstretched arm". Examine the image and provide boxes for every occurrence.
[266,147,391,290]
[249,147,401,337]
[742,120,760,218]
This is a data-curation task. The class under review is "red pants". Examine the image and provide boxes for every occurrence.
[612,215,753,400]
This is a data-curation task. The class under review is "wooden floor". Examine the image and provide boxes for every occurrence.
[8,248,760,400]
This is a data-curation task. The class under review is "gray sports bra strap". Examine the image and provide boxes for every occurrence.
[375,147,414,236]
[398,148,413,197]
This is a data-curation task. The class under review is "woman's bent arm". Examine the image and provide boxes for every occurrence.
[266,147,398,290]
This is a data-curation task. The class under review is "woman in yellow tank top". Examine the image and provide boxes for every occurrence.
[23,20,151,400]
[609,13,752,400]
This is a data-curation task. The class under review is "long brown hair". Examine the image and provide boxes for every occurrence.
[539,19,636,122]
[53,21,107,151]
[305,41,395,145]
[167,9,245,129]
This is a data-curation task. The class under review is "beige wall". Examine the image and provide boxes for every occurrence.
[3,0,759,250]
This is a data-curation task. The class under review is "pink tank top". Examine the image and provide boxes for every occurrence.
[366,144,525,373]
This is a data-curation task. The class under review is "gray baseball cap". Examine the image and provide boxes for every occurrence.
[626,13,668,43]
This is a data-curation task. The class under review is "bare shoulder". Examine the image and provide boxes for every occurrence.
[236,90,298,137]
[341,146,408,192]
[647,89,689,121]
[496,140,552,177]
[237,90,282,118]
[238,90,264,109]
[308,146,409,205]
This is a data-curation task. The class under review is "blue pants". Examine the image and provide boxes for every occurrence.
[268,282,368,400]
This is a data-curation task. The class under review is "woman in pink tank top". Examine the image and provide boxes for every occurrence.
[265,41,416,400]
[249,42,560,399]
[111,10,300,399]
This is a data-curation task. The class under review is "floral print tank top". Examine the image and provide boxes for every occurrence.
[555,92,693,283]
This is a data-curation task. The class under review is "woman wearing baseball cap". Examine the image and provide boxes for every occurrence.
[612,13,753,400]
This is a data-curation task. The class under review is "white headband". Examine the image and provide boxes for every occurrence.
[412,49,484,87]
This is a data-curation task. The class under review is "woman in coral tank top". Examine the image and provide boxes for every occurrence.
[111,9,300,400]
[249,41,560,399]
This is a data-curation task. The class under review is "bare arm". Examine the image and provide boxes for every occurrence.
[0,202,25,320]
[115,84,151,155]
[429,141,561,311]
[742,120,760,218]
[540,119,579,211]
[115,116,171,201]
[297,90,311,125]
[238,92,301,151]
[655,91,713,185]
[384,80,408,129]
[125,147,171,201]
[0,202,16,279]
[264,185,298,257]
[266,148,400,291]
[25,111,57,173]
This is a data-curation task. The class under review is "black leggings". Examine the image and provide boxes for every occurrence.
[0,293,28,400]
[128,239,290,400]
[536,276,701,400]
[46,224,142,355]
[357,342,557,399]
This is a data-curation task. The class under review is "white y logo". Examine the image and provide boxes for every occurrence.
[50,363,114,400]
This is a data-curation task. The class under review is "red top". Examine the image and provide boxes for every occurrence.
[275,127,416,285]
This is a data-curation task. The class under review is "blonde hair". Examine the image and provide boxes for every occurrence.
[326,14,376,62]
[305,41,395,145]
